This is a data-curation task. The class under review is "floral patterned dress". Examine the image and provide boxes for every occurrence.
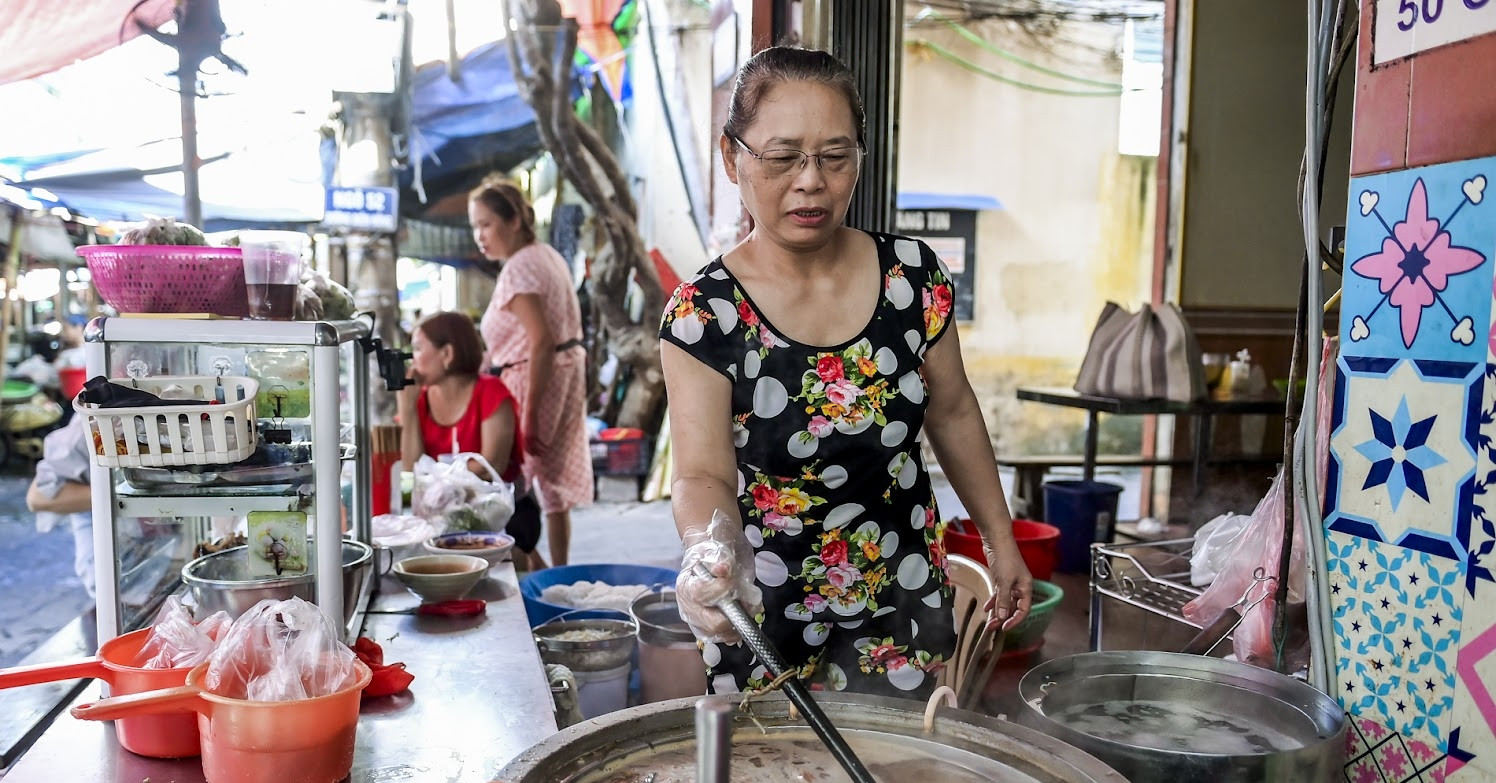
[659,231,959,698]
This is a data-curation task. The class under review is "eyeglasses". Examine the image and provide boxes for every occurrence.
[731,135,864,177]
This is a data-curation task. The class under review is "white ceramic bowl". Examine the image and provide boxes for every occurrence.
[392,554,488,603]
[424,531,516,568]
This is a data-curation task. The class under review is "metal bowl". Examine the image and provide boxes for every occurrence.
[532,614,638,672]
[181,540,372,625]
[498,691,1126,782]
[1019,651,1346,783]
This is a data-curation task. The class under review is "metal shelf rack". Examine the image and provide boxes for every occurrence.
[1089,537,1207,651]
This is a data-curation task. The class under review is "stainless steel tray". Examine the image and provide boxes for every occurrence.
[121,444,354,488]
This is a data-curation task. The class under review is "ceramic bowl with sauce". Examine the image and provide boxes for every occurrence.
[393,554,488,603]
[424,530,515,567]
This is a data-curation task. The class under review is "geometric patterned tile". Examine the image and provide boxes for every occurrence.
[1327,358,1482,561]
[1467,364,1496,596]
[1343,715,1451,782]
[1341,159,1494,365]
[1330,531,1465,750]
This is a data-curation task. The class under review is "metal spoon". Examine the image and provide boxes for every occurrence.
[693,564,877,783]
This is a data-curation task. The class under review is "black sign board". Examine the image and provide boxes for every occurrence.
[894,208,977,322]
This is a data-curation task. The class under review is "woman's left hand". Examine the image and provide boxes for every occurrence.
[982,538,1033,633]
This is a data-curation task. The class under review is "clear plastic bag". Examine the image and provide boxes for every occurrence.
[1180,337,1335,669]
[136,596,233,669]
[411,453,515,532]
[1189,512,1252,588]
[204,597,360,702]
[676,509,764,644]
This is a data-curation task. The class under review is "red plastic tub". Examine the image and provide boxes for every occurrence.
[946,517,1061,581]
[59,367,86,402]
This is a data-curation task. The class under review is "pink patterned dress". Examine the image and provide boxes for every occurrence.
[480,243,593,513]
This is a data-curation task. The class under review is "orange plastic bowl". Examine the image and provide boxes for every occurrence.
[0,628,199,758]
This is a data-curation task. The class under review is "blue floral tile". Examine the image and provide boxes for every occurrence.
[1327,358,1482,561]
[1341,158,1495,365]
[1330,531,1464,750]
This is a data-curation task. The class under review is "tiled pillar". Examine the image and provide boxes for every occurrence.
[1332,8,1496,782]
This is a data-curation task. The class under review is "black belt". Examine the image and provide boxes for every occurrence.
[490,338,584,376]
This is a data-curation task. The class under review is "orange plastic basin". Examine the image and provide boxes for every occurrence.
[71,658,372,783]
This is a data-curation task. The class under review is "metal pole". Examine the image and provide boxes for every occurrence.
[695,696,733,783]
[178,58,203,227]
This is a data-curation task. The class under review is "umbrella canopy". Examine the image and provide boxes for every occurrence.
[0,0,176,86]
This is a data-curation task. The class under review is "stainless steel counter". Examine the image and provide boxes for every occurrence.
[2,561,559,782]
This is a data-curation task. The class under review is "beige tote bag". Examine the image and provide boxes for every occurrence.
[1074,302,1206,402]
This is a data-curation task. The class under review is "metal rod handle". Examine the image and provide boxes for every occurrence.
[695,696,733,783]
[709,590,877,783]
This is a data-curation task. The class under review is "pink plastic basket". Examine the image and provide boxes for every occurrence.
[78,245,249,317]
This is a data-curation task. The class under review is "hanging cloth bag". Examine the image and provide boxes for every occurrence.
[1073,302,1206,402]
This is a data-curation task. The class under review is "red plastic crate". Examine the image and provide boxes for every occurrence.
[590,436,651,476]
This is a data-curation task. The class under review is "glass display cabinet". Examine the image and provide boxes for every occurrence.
[81,317,374,643]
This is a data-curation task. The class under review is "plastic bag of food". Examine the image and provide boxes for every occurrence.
[372,513,445,559]
[135,596,233,669]
[116,217,208,246]
[676,509,763,644]
[204,597,360,702]
[411,453,515,532]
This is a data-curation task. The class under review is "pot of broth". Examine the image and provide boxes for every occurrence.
[496,691,1125,782]
[1018,651,1345,782]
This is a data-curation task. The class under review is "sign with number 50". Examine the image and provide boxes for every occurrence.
[1376,0,1496,64]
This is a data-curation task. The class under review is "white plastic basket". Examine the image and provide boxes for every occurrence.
[75,375,260,468]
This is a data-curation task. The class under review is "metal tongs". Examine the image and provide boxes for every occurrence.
[691,563,876,783]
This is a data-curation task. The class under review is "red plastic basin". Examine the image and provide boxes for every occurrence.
[946,517,1061,582]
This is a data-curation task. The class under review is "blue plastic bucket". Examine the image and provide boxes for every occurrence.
[1042,480,1124,573]
[520,564,679,626]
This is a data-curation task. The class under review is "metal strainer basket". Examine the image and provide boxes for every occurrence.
[533,609,638,672]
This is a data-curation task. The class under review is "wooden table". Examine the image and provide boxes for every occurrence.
[1014,387,1284,494]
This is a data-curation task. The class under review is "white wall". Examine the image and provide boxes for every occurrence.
[625,0,722,279]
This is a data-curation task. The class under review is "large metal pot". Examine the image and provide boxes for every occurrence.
[1018,651,1345,782]
[181,540,372,625]
[498,692,1126,782]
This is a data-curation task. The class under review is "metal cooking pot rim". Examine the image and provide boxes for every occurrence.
[533,618,638,651]
[498,691,1127,782]
[629,589,696,645]
[181,539,372,589]
[1018,651,1344,759]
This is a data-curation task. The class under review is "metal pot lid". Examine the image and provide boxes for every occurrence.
[498,692,1125,783]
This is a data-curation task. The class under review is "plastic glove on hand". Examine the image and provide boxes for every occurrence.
[676,509,764,644]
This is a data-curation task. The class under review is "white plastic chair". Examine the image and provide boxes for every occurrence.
[940,554,1002,706]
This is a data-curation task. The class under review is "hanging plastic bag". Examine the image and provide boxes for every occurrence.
[135,596,233,669]
[1181,337,1335,669]
[411,453,515,533]
[204,597,360,702]
[1189,512,1252,587]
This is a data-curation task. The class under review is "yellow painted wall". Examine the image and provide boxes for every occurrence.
[899,18,1156,452]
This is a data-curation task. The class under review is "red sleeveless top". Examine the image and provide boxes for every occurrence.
[416,374,524,483]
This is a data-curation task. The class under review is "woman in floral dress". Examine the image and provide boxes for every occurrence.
[660,46,1032,698]
[473,177,592,569]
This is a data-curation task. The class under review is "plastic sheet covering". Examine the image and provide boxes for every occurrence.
[205,597,360,702]
[136,595,233,669]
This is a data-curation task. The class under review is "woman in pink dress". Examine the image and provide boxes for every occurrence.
[472,177,592,567]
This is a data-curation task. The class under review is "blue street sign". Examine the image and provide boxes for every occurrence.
[323,186,399,232]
